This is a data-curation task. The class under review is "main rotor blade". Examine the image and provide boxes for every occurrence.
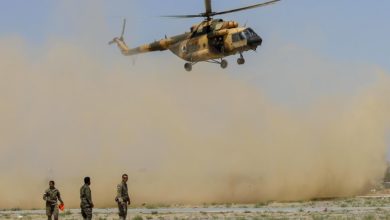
[162,0,280,19]
[161,14,205,18]
[212,0,280,16]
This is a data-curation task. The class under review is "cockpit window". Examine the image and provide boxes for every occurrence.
[244,28,257,38]
[239,32,246,40]
[232,31,247,42]
[232,33,240,42]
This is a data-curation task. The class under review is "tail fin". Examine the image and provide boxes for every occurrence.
[109,19,130,55]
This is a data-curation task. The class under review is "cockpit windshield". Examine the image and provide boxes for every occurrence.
[239,32,246,40]
[232,31,247,42]
[244,28,257,38]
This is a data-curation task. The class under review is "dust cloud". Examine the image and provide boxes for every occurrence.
[0,35,389,209]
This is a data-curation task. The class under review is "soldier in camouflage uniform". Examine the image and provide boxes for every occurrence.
[80,177,94,220]
[116,174,131,220]
[43,180,64,220]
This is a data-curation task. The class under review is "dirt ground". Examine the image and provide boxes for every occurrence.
[2,195,390,220]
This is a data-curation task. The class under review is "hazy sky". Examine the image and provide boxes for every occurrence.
[0,0,389,71]
[0,1,389,150]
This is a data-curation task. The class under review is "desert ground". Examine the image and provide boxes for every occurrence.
[2,195,390,220]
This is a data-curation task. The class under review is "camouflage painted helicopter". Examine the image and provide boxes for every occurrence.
[109,0,280,71]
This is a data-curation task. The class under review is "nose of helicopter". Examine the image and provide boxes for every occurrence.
[244,28,262,47]
[248,35,262,47]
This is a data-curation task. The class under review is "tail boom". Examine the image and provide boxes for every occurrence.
[110,37,171,56]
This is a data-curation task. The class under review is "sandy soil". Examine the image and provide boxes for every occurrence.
[2,196,390,220]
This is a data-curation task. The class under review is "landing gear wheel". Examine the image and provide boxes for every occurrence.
[237,58,245,65]
[220,59,228,69]
[184,63,192,72]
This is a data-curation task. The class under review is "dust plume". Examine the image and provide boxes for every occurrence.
[0,36,389,208]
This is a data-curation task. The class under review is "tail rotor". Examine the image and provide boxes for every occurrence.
[109,19,130,55]
[120,19,126,41]
[109,19,127,45]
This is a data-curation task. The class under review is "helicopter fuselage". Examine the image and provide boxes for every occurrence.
[168,26,262,62]
[114,20,262,62]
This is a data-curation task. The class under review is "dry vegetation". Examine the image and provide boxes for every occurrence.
[2,196,390,220]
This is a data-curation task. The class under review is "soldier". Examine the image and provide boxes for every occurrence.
[80,177,94,220]
[116,174,131,220]
[43,180,64,220]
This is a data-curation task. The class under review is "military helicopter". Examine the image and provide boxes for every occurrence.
[109,0,280,71]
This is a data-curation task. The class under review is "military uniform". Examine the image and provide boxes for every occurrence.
[80,184,93,220]
[43,188,63,220]
[116,181,130,220]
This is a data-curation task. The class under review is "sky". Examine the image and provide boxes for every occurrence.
[0,1,389,139]
[0,0,389,71]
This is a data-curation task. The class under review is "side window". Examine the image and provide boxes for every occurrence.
[232,33,240,42]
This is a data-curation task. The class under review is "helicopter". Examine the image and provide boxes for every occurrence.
[109,0,280,71]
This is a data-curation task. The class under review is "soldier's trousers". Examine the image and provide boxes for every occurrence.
[46,204,59,220]
[81,206,93,220]
[117,202,128,220]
